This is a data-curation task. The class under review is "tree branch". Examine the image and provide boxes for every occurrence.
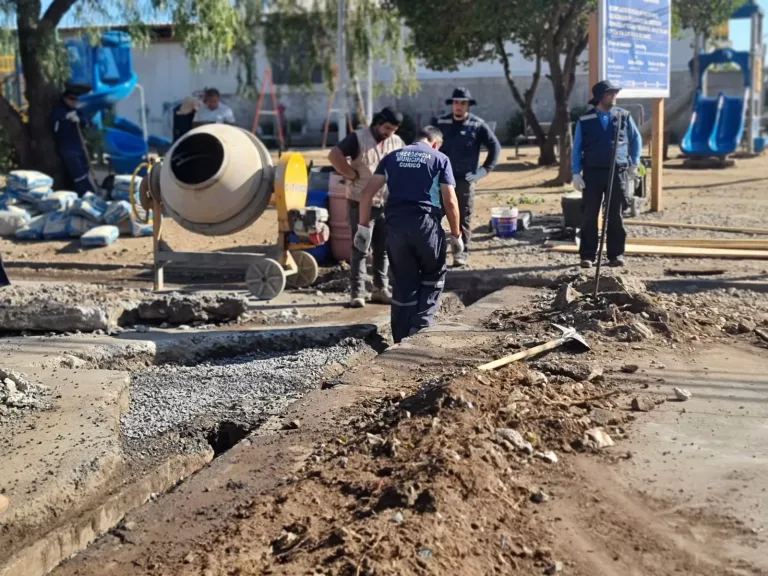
[42,0,90,29]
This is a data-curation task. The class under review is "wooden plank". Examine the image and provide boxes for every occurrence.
[627,238,768,249]
[625,219,768,236]
[651,98,664,212]
[546,242,768,260]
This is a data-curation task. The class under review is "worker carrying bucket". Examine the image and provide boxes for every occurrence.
[50,87,97,196]
[571,80,642,270]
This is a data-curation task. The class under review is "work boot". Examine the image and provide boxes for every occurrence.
[453,251,468,267]
[349,294,366,308]
[370,286,392,304]
[580,259,593,269]
[608,257,625,268]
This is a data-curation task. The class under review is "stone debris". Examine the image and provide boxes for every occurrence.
[0,368,52,419]
[674,387,692,402]
[530,490,550,504]
[544,561,564,574]
[631,396,655,412]
[553,283,581,310]
[584,427,615,449]
[496,427,534,454]
[282,419,301,431]
[621,364,640,374]
[535,450,559,464]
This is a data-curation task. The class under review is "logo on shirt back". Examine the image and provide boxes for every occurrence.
[395,149,430,169]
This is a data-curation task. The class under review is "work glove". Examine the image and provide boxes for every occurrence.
[353,224,372,254]
[448,234,465,255]
[628,163,639,179]
[465,167,488,183]
[65,111,80,124]
[572,173,585,192]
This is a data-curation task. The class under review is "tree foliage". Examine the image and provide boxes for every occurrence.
[673,0,742,41]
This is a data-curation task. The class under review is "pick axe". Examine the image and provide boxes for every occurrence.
[478,324,590,371]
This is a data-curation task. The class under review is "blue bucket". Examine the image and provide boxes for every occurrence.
[493,207,518,238]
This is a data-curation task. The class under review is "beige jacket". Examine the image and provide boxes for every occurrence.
[346,127,404,206]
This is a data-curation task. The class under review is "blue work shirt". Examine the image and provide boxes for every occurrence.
[571,107,641,174]
[50,102,90,156]
[375,141,456,218]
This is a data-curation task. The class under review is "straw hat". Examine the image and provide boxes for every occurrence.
[177,96,200,115]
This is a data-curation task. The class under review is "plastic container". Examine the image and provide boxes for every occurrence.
[495,207,518,238]
[328,172,351,263]
[308,166,334,192]
[490,207,506,233]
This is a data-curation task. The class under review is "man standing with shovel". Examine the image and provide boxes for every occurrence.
[571,80,642,269]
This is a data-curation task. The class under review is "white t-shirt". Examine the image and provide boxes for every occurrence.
[193,103,235,124]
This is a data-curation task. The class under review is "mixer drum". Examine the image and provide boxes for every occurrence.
[157,124,275,236]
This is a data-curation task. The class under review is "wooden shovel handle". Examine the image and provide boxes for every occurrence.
[478,337,565,371]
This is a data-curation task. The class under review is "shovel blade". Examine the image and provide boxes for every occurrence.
[552,323,591,352]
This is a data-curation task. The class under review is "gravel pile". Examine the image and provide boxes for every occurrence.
[0,367,52,421]
[120,338,365,450]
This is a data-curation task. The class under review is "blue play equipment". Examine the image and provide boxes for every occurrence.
[681,2,765,157]
[64,31,168,174]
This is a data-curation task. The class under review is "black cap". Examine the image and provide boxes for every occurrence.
[589,80,621,106]
[445,87,476,106]
[374,107,403,126]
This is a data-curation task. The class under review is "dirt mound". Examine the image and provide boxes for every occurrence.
[175,364,639,576]
[0,368,52,421]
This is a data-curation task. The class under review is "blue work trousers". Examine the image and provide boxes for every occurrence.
[61,152,96,197]
[386,211,446,343]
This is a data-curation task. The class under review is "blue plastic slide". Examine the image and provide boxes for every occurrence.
[680,92,720,156]
[709,93,747,155]
[113,115,172,152]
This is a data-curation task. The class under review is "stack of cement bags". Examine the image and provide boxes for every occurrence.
[1,170,153,247]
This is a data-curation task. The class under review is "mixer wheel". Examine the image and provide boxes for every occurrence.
[246,258,286,300]
[285,251,319,288]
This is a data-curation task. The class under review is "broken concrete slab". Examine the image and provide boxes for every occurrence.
[0,304,112,333]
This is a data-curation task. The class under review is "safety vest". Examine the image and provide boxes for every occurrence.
[347,127,404,206]
[579,107,630,169]
[436,112,485,175]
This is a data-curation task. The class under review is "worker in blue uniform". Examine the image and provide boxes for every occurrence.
[354,126,463,343]
[437,87,500,266]
[571,80,642,268]
[50,89,96,196]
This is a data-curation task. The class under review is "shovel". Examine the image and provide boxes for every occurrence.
[478,324,590,371]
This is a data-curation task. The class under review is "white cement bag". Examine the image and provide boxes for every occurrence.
[0,192,15,208]
[8,170,53,190]
[17,186,52,204]
[80,225,119,247]
[71,192,107,222]
[42,210,73,240]
[4,205,31,220]
[0,210,30,236]
[66,215,99,238]
[103,201,131,225]
[38,191,77,213]
[14,214,46,240]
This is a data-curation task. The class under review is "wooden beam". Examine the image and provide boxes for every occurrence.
[626,238,768,249]
[546,242,768,260]
[625,219,768,236]
[651,98,664,212]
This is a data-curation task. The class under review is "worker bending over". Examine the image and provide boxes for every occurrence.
[355,126,462,343]
[328,108,405,308]
[572,80,642,268]
[437,87,500,266]
[50,89,96,196]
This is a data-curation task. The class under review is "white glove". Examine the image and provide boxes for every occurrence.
[65,110,80,124]
[465,167,488,183]
[572,173,585,192]
[353,225,372,253]
[628,163,639,179]
[448,234,465,254]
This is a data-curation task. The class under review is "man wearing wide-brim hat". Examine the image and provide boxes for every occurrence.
[571,80,642,269]
[436,87,500,267]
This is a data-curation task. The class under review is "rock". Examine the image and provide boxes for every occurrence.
[524,370,548,387]
[738,319,757,334]
[584,427,615,449]
[0,304,111,333]
[0,494,8,514]
[123,520,137,531]
[183,552,196,564]
[375,484,417,511]
[554,283,582,310]
[544,561,564,574]
[534,450,559,464]
[496,428,534,454]
[631,396,655,412]
[530,490,549,504]
[673,387,692,402]
[630,321,654,341]
[531,361,601,382]
[282,419,301,430]
[621,364,639,374]
[390,511,404,524]
[135,325,151,333]
[588,408,620,427]
[575,274,645,295]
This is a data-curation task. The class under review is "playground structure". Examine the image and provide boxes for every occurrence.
[681,1,766,158]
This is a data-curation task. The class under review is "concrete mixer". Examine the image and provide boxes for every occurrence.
[134,124,330,300]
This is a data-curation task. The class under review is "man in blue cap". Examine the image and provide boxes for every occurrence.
[50,88,96,196]
[571,80,642,268]
[354,126,463,343]
[437,87,500,266]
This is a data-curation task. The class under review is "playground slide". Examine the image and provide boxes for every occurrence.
[113,115,172,152]
[708,91,747,155]
[680,92,720,156]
